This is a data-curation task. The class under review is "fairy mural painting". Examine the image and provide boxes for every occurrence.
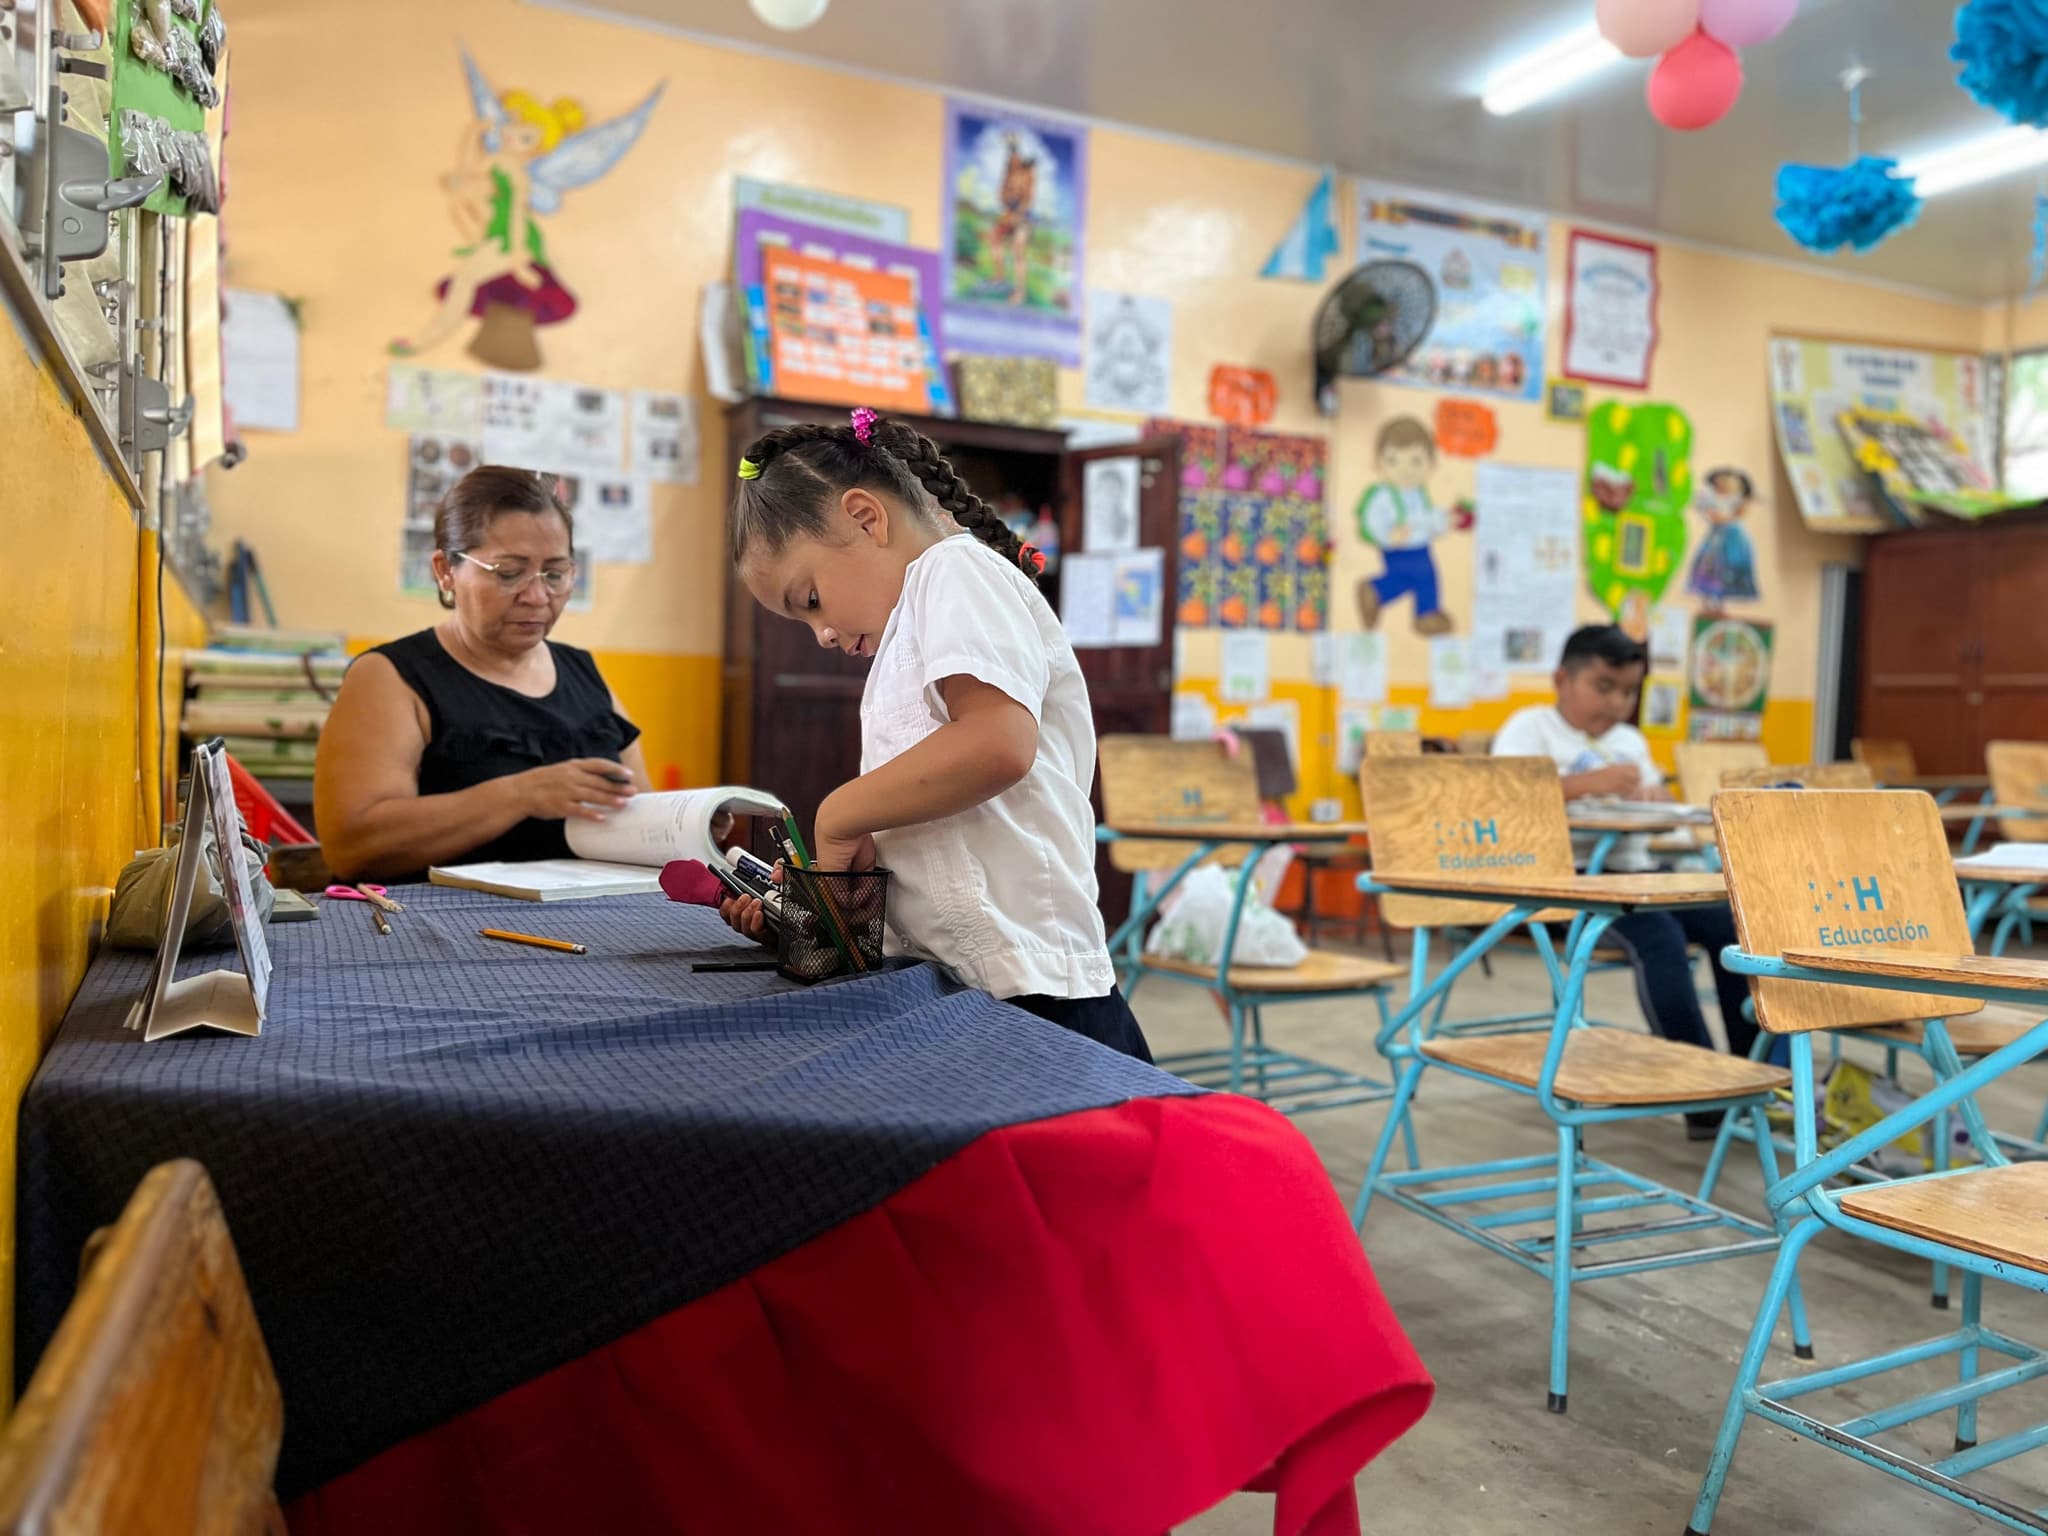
[391,50,662,372]
[942,99,1086,365]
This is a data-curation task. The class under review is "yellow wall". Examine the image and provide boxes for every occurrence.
[213,0,1989,803]
[0,297,206,1393]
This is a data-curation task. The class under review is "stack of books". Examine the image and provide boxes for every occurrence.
[181,625,349,779]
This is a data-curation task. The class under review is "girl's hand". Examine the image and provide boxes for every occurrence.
[719,894,772,945]
[813,788,878,873]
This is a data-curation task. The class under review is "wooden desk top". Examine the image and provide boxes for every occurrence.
[1105,820,1370,843]
[1954,861,2048,885]
[1566,808,1712,833]
[1779,946,2048,993]
[1891,775,1992,792]
[1366,870,1726,909]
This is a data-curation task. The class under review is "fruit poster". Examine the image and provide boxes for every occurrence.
[1148,420,1331,632]
[1582,400,1692,639]
[1688,615,1773,741]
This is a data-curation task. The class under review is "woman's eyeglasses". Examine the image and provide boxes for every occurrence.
[455,551,578,595]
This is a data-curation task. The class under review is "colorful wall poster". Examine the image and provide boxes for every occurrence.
[734,210,953,415]
[1084,291,1173,416]
[733,177,910,242]
[392,50,661,371]
[1262,170,1342,282]
[1582,401,1693,639]
[1355,179,1546,401]
[758,245,933,415]
[1685,466,1762,610]
[1562,231,1658,390]
[1473,462,1580,678]
[1766,335,1994,533]
[1688,616,1774,741]
[1352,415,1471,635]
[1149,420,1331,632]
[943,99,1087,364]
[1835,406,2021,521]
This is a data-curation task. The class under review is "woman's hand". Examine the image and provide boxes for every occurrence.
[514,758,636,821]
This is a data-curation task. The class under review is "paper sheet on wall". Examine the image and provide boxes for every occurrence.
[1429,635,1473,709]
[387,364,483,435]
[1172,691,1217,742]
[1649,604,1691,674]
[399,433,485,597]
[1082,456,1142,552]
[1336,632,1388,704]
[1374,705,1421,732]
[559,474,654,565]
[1472,462,1581,680]
[1220,632,1270,703]
[1337,705,1374,775]
[631,391,699,485]
[1084,292,1173,416]
[482,374,626,476]
[1310,633,1335,687]
[1059,553,1117,648]
[221,289,300,432]
[1245,700,1301,777]
[1112,548,1166,646]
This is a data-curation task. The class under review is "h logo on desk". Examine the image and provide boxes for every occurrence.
[1180,787,1204,811]
[1432,815,1532,870]
[1852,875,1884,913]
[1812,874,1927,947]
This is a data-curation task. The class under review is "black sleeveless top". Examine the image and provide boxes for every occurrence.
[371,629,641,864]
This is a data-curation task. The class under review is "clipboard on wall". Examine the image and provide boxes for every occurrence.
[125,741,273,1041]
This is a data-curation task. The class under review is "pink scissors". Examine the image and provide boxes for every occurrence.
[324,883,404,913]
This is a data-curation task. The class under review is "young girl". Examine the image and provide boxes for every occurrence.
[718,408,1151,1063]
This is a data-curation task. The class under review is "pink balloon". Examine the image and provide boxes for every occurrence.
[1596,0,1701,59]
[1699,0,1796,47]
[1647,29,1744,131]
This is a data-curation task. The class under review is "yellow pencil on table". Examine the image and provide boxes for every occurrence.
[479,928,587,955]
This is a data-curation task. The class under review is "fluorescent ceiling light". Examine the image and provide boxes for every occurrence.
[1899,127,2048,197]
[1482,25,1624,117]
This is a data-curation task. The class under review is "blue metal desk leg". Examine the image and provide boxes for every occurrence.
[1585,830,1619,877]
[1549,1120,1577,1413]
[1747,1101,1813,1358]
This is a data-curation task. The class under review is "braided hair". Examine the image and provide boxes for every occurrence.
[729,415,1040,582]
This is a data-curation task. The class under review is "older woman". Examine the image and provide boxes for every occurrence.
[316,466,649,880]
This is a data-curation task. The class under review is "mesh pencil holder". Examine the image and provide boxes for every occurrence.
[777,868,890,984]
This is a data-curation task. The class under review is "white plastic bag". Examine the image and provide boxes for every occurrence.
[1145,864,1308,969]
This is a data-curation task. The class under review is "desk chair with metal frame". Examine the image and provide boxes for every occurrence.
[1689,787,2048,1536]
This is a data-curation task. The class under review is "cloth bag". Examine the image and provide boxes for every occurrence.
[107,820,276,951]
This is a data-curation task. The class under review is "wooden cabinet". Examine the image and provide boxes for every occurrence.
[719,399,1180,922]
[1859,519,2048,772]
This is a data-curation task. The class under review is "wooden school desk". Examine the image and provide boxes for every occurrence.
[18,887,1431,1536]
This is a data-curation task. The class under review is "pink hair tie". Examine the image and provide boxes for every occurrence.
[850,407,878,445]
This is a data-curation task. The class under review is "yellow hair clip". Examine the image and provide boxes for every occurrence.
[736,458,763,481]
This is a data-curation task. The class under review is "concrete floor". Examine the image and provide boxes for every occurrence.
[1131,946,2048,1536]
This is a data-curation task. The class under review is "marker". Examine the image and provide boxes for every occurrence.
[479,928,587,955]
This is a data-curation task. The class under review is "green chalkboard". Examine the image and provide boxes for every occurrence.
[109,0,213,216]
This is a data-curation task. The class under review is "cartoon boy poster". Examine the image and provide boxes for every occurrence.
[1354,416,1471,634]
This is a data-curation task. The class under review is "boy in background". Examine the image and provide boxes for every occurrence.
[1493,625,1755,1140]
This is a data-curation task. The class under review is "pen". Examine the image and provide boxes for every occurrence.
[479,928,587,955]
[369,906,391,937]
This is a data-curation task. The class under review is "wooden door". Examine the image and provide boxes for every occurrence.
[1858,531,1979,774]
[1975,525,2048,745]
[1057,438,1183,925]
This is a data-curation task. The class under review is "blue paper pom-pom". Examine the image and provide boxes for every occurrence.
[1774,156,1922,254]
[1954,0,2048,127]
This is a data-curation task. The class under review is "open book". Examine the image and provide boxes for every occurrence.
[430,786,787,901]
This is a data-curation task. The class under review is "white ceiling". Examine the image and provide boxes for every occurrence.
[546,0,2042,302]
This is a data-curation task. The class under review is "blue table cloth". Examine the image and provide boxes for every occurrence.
[16,885,1193,1496]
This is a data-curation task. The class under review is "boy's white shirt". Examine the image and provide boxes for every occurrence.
[1492,705,1665,872]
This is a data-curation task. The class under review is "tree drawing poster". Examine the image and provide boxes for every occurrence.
[943,99,1086,364]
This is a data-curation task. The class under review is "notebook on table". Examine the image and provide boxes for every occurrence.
[429,786,786,902]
